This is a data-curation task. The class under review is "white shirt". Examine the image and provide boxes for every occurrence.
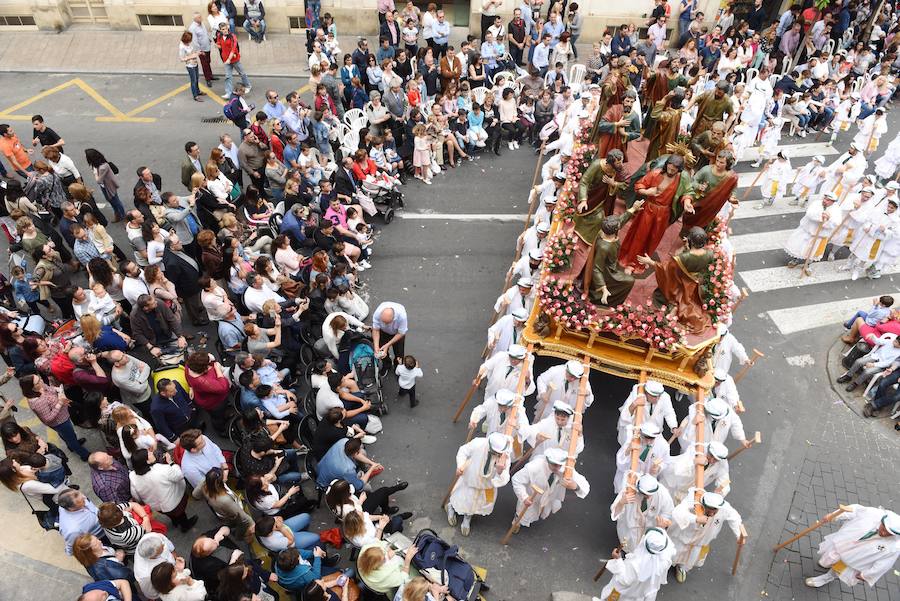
[129,463,187,513]
[122,274,150,306]
[244,285,286,313]
[395,364,423,390]
[134,533,176,599]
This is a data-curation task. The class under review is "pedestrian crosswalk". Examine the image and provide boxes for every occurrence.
[728,140,898,336]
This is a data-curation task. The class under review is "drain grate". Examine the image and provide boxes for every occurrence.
[201,116,229,124]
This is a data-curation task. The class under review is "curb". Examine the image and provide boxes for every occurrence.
[0,67,307,79]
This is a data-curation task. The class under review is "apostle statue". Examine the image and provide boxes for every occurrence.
[687,81,734,139]
[637,226,715,335]
[618,154,694,270]
[689,121,727,170]
[680,149,739,235]
[646,89,685,163]
[590,91,641,157]
[589,210,644,307]
[590,57,632,140]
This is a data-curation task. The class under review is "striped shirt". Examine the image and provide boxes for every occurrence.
[102,504,145,552]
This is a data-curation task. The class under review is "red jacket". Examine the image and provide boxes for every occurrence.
[185,367,230,410]
[351,158,378,180]
[216,32,241,64]
[314,93,337,116]
[50,352,76,386]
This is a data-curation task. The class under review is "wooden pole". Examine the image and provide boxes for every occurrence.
[503,343,535,441]
[564,357,591,481]
[533,381,558,425]
[733,349,764,384]
[726,431,761,461]
[742,162,769,200]
[772,505,854,552]
[627,372,648,489]
[441,459,470,508]
[731,525,748,576]
[501,484,543,545]
[693,385,707,517]
[451,376,481,423]
[592,551,617,581]
[465,424,477,444]
[511,434,549,472]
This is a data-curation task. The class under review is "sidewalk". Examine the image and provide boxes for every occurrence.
[0,26,594,78]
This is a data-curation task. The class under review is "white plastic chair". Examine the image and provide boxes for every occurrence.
[568,63,586,94]
[343,108,366,128]
[745,67,759,85]
[472,86,487,105]
[779,56,793,76]
[825,38,836,55]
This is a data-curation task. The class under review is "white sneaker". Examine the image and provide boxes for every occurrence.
[851,270,859,281]
[476,141,486,147]
[460,515,471,536]
[356,263,367,272]
[508,141,514,150]
[424,178,432,185]
[245,85,252,93]
[361,434,377,444]
[447,504,457,527]
[359,260,372,269]
[513,141,520,149]
[837,263,851,271]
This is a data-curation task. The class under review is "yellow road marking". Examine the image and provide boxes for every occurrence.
[296,82,312,95]
[0,78,80,115]
[199,84,227,106]
[125,83,190,116]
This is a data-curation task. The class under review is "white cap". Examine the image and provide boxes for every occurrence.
[882,512,900,535]
[528,248,543,261]
[701,491,726,509]
[543,195,558,204]
[704,397,729,419]
[512,308,529,321]
[488,432,511,453]
[495,388,516,407]
[645,380,664,396]
[850,142,861,151]
[813,155,825,163]
[508,344,527,359]
[544,447,568,465]
[708,441,729,461]
[714,369,728,382]
[639,422,662,438]
[862,187,876,194]
[717,323,729,336]
[888,181,900,190]
[518,276,534,288]
[552,400,574,415]
[577,108,591,119]
[644,528,669,554]
[566,360,584,378]
[850,92,860,99]
[823,191,838,201]
[637,474,660,496]
[553,172,567,181]
[536,222,551,233]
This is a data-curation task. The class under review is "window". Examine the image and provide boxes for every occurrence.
[0,15,36,26]
[289,16,305,32]
[138,14,184,27]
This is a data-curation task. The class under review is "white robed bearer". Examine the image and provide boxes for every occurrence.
[522,400,584,459]
[660,441,731,505]
[534,360,594,420]
[846,199,900,280]
[614,422,671,493]
[674,397,750,450]
[493,277,536,319]
[789,155,827,207]
[610,474,675,554]
[805,505,900,589]
[616,380,676,446]
[784,192,842,268]
[476,343,535,402]
[599,528,676,601]
[510,447,590,528]
[669,491,744,583]
[485,308,528,358]
[447,432,512,537]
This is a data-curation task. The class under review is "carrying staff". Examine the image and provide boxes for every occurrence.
[669,491,744,583]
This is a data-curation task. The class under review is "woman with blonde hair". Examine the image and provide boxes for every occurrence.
[112,404,172,468]
[205,161,234,203]
[80,313,130,352]
[219,211,271,255]
[398,576,448,601]
[357,540,419,596]
[72,533,134,583]
[342,507,410,549]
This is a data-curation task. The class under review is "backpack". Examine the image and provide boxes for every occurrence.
[223,97,243,121]
[412,529,475,601]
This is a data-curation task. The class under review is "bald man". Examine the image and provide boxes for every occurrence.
[372,301,409,373]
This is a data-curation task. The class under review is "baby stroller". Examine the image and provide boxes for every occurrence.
[346,333,386,416]
[356,176,402,224]
[412,528,485,601]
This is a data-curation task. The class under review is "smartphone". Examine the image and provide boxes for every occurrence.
[336,570,350,586]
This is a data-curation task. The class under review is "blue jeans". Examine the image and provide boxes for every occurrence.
[15,164,34,178]
[51,419,89,461]
[187,65,201,98]
[859,102,877,120]
[283,514,321,549]
[223,60,250,99]
[244,18,266,42]
[228,17,236,33]
[845,310,870,329]
[276,449,304,484]
[100,185,126,219]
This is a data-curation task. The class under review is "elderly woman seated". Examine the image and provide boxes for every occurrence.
[357,540,419,597]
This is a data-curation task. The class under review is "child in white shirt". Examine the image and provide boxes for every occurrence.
[395,355,423,408]
[90,282,119,325]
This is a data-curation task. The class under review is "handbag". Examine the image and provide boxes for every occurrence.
[21,490,59,531]
[186,212,202,236]
[229,182,242,201]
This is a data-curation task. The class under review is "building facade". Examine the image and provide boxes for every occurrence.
[1,0,786,37]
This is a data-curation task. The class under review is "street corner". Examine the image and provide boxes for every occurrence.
[826,338,899,440]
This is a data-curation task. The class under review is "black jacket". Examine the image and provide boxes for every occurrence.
[334,167,358,198]
[162,249,202,297]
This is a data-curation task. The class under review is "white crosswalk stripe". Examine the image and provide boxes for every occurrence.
[725,141,898,335]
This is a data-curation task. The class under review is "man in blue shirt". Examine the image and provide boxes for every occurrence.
[179,429,228,488]
[531,33,552,76]
[433,10,451,58]
[700,38,722,71]
[80,579,131,601]
[541,11,564,47]
[150,378,198,441]
[282,132,302,169]
[280,204,309,246]
[58,489,105,555]
[262,89,285,120]
[678,0,696,39]
[611,25,632,57]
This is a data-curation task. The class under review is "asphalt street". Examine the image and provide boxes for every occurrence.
[0,72,897,601]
